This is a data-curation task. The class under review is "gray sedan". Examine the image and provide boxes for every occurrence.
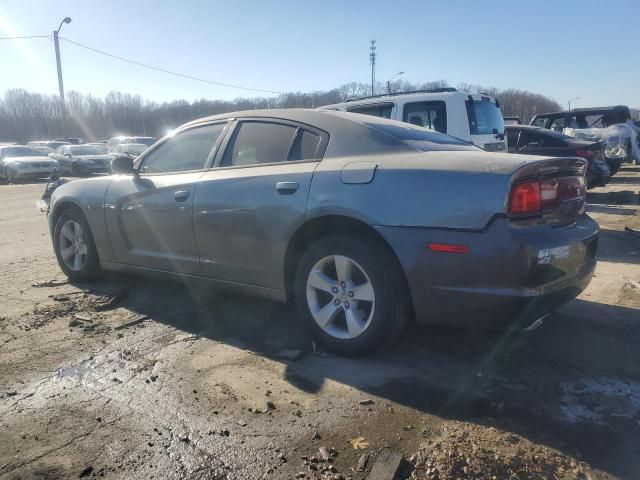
[46,110,598,355]
[49,144,113,176]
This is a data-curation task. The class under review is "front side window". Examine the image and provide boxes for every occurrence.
[140,124,224,174]
[466,99,505,135]
[346,103,393,119]
[403,101,447,133]
[221,122,298,167]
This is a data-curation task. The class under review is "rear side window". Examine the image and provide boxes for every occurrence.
[140,124,224,174]
[222,122,297,167]
[403,101,447,133]
[346,103,393,119]
[288,130,321,161]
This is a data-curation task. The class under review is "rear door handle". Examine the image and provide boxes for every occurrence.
[275,181,299,194]
[174,190,190,202]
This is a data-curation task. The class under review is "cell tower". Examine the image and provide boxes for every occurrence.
[369,40,376,95]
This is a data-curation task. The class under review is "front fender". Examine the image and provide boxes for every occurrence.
[49,177,115,262]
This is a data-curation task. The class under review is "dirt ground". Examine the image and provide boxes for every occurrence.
[1,167,640,480]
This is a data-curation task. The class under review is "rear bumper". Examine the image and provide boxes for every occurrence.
[376,214,599,328]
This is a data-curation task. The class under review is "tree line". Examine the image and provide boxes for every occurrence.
[0,81,561,143]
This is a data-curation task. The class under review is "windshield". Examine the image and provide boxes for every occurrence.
[120,144,147,155]
[2,147,41,157]
[70,145,107,155]
[47,141,69,149]
[131,137,156,146]
[466,99,505,135]
[365,122,480,152]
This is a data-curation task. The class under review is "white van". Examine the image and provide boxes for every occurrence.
[318,88,507,151]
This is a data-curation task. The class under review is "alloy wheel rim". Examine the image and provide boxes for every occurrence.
[59,220,88,271]
[306,255,375,340]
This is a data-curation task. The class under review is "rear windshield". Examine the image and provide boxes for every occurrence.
[365,122,480,152]
[466,99,505,135]
[2,147,41,157]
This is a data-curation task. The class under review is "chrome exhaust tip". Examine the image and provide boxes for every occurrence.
[522,313,551,332]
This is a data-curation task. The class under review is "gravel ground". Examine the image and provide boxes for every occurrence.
[1,168,640,480]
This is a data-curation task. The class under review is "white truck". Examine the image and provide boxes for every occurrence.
[318,88,507,151]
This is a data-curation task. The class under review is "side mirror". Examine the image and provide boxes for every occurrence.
[110,155,135,175]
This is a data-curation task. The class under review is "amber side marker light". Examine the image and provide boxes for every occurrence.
[428,243,470,254]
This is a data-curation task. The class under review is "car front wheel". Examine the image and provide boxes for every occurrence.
[53,207,102,281]
[295,235,409,356]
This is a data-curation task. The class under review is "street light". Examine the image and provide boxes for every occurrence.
[568,97,579,111]
[386,71,405,94]
[54,17,71,138]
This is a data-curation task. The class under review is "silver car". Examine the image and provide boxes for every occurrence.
[0,145,57,182]
[49,144,114,176]
[46,110,598,355]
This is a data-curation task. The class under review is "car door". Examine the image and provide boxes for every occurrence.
[104,122,228,274]
[193,119,328,290]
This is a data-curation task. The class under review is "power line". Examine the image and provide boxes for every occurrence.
[58,36,282,95]
[0,35,50,40]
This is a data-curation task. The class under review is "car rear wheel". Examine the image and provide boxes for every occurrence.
[295,235,409,356]
[53,208,102,281]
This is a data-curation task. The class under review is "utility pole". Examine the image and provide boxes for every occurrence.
[568,97,579,111]
[386,71,404,94]
[369,40,376,96]
[53,17,72,138]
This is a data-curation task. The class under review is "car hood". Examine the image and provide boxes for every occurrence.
[5,155,54,164]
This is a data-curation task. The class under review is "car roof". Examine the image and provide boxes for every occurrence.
[533,105,630,118]
[181,108,407,131]
[182,109,477,158]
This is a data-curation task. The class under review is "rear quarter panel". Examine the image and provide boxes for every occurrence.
[308,151,526,230]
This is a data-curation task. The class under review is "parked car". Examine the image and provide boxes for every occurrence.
[531,106,637,172]
[53,137,84,145]
[318,88,507,151]
[0,145,57,182]
[106,136,156,151]
[48,144,114,176]
[45,110,597,355]
[109,143,148,157]
[28,140,70,155]
[503,116,522,126]
[505,125,610,189]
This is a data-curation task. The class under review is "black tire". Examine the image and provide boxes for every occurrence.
[53,207,102,282]
[71,162,83,176]
[6,167,17,184]
[294,234,409,356]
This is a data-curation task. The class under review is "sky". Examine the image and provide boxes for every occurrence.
[0,0,638,108]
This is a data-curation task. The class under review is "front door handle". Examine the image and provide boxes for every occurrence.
[174,190,190,202]
[275,181,299,194]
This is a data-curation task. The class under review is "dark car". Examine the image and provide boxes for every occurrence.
[506,125,610,189]
[530,106,635,173]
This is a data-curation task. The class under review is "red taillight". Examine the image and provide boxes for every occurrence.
[509,181,541,214]
[575,149,595,159]
[428,243,469,254]
[509,176,586,215]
